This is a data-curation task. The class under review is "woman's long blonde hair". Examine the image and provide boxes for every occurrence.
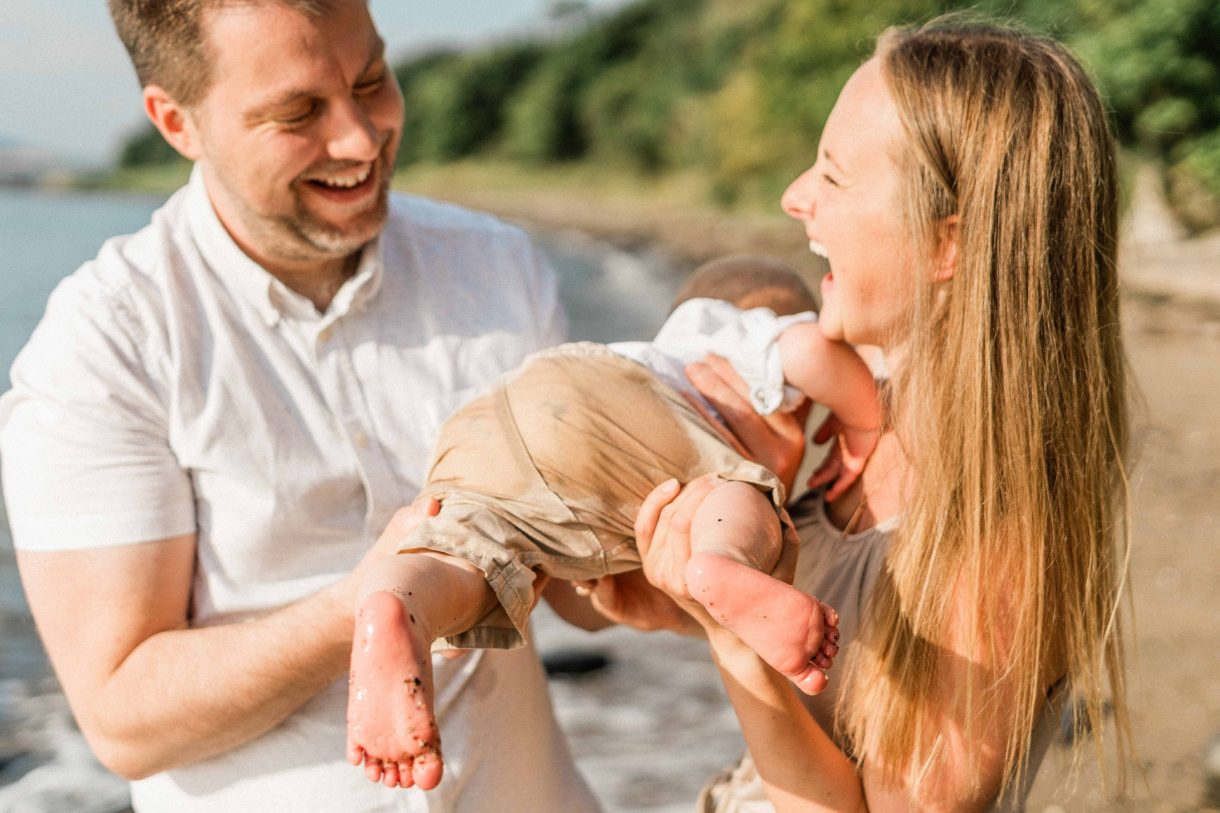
[839,19,1132,800]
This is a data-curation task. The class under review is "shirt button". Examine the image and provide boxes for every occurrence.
[353,431,369,449]
[318,326,334,343]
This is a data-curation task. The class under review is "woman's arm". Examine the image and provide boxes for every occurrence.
[634,480,1014,813]
[632,479,869,812]
[707,627,868,811]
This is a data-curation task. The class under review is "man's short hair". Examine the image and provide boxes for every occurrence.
[108,0,337,108]
[672,254,818,317]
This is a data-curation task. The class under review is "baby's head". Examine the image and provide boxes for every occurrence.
[672,254,817,317]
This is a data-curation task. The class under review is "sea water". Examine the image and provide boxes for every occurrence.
[0,186,743,812]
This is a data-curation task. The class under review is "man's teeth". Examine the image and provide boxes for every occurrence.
[808,240,828,258]
[312,166,371,188]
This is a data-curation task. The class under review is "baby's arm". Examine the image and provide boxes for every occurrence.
[777,322,882,488]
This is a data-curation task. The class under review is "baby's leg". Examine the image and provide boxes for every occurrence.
[685,480,839,695]
[346,550,497,790]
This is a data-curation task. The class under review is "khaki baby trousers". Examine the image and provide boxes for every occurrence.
[404,342,785,649]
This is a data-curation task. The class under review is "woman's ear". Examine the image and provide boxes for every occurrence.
[143,85,202,161]
[934,215,960,282]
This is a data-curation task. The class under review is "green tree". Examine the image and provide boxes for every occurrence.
[117,125,181,168]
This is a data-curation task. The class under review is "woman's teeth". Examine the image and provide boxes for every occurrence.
[808,240,828,258]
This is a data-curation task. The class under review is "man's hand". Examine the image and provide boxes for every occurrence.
[337,497,441,616]
[686,355,808,494]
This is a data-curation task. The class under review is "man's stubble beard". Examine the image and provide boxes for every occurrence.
[275,163,393,261]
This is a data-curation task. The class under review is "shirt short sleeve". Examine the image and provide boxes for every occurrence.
[0,270,195,551]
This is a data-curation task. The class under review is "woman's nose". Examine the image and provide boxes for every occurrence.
[781,167,817,221]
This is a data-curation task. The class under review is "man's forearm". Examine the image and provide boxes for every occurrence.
[79,582,353,779]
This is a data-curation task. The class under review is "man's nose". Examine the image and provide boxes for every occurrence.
[327,99,380,162]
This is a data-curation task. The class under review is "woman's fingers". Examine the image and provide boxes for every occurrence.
[635,474,719,601]
[583,572,703,636]
[686,355,754,426]
[634,478,681,560]
[679,391,749,457]
[813,413,843,445]
[806,444,841,491]
[687,355,807,492]
[688,356,777,454]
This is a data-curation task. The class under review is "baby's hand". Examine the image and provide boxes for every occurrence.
[806,413,880,501]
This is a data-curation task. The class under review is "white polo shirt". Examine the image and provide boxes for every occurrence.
[0,168,599,812]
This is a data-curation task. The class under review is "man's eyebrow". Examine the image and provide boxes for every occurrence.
[361,35,386,75]
[248,89,312,118]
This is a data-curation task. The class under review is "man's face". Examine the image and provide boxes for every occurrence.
[185,0,403,273]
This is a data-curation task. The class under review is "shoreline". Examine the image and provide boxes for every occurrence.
[392,164,817,271]
[390,162,1220,321]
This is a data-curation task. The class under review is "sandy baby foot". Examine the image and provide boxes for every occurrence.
[686,551,839,695]
[346,590,444,790]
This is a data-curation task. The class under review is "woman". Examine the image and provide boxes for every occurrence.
[597,18,1133,811]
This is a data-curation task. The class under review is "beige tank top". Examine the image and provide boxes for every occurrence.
[696,494,1065,812]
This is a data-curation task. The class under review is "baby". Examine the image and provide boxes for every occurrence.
[346,255,881,789]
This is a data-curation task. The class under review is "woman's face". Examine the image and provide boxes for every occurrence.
[781,59,917,350]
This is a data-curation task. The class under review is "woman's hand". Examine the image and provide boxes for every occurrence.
[686,355,808,494]
[805,412,878,502]
[631,476,718,629]
[559,477,718,637]
[628,475,802,633]
[577,570,704,637]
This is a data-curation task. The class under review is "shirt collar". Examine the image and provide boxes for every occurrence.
[185,164,385,327]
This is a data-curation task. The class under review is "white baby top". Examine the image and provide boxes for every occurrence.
[610,297,817,417]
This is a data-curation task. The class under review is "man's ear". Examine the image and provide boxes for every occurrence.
[933,214,959,283]
[143,85,202,161]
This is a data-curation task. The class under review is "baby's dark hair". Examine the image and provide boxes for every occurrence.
[671,254,817,317]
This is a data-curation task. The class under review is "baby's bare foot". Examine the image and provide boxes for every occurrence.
[686,552,839,695]
[346,591,444,790]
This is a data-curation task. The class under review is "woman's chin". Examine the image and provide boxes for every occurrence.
[816,310,844,342]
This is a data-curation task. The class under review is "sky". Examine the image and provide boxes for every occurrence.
[0,0,627,167]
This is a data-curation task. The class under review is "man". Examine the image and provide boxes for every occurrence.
[0,1,600,810]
